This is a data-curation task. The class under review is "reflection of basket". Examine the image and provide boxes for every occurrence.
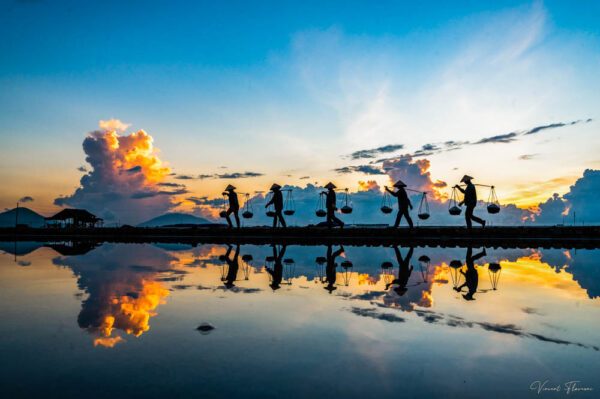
[381,261,393,269]
[219,210,228,218]
[242,254,253,262]
[341,205,353,214]
[381,206,393,214]
[316,209,327,217]
[242,211,253,219]
[284,210,295,216]
[449,206,462,215]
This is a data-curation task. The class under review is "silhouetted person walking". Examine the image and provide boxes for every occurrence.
[223,184,240,228]
[387,246,414,294]
[222,244,240,289]
[385,180,414,229]
[322,182,344,229]
[455,246,486,300]
[265,183,286,228]
[324,244,344,293]
[455,175,485,230]
[266,244,286,291]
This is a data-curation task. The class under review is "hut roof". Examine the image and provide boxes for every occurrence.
[46,208,101,222]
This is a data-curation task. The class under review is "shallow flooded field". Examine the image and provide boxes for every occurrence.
[0,241,598,398]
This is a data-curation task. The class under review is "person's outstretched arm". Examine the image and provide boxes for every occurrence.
[455,185,465,194]
[393,246,402,263]
[225,245,232,259]
[278,245,287,261]
[332,247,344,259]
[471,248,486,262]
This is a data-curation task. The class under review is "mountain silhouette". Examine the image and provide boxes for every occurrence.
[137,212,212,227]
[0,207,45,227]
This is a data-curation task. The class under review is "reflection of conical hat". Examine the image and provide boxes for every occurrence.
[270,183,281,190]
[460,175,473,183]
[225,184,236,191]
[393,180,407,188]
[324,182,337,189]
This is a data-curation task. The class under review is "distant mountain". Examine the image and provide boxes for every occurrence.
[138,212,212,227]
[0,207,46,227]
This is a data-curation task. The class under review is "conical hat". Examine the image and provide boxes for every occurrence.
[225,184,236,191]
[270,183,281,190]
[393,180,407,188]
[460,175,473,183]
[324,182,336,189]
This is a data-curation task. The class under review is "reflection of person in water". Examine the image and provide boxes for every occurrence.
[322,182,344,229]
[223,184,240,228]
[455,246,486,300]
[265,183,286,228]
[324,244,344,293]
[387,246,414,295]
[222,244,240,289]
[455,175,486,230]
[385,180,414,229]
[266,244,286,291]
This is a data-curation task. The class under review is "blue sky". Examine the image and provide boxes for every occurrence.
[0,0,599,218]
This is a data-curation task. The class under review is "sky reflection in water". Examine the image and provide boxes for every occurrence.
[0,241,598,398]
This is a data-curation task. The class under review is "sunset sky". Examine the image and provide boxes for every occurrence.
[0,1,599,223]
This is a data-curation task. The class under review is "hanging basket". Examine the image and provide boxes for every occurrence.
[487,186,501,214]
[417,192,430,220]
[220,193,229,218]
[418,255,431,263]
[219,211,228,218]
[284,189,295,216]
[341,189,353,214]
[381,206,393,214]
[265,192,275,217]
[381,191,394,214]
[341,260,353,268]
[242,194,254,219]
[315,192,327,217]
[242,254,253,262]
[448,187,462,216]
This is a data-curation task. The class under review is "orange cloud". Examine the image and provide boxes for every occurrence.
[99,119,131,132]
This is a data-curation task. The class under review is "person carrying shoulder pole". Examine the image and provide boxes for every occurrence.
[322,182,344,229]
[385,180,414,229]
[455,175,486,230]
[265,183,286,228]
[223,184,240,228]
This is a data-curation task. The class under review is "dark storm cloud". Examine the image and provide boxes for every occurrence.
[19,196,34,203]
[131,188,188,199]
[474,132,519,144]
[348,144,404,160]
[334,165,386,175]
[123,166,142,174]
[157,182,185,187]
[215,172,264,179]
[186,196,226,206]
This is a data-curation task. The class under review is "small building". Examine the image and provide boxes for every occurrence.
[45,209,103,228]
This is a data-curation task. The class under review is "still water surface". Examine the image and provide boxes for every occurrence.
[0,241,598,398]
